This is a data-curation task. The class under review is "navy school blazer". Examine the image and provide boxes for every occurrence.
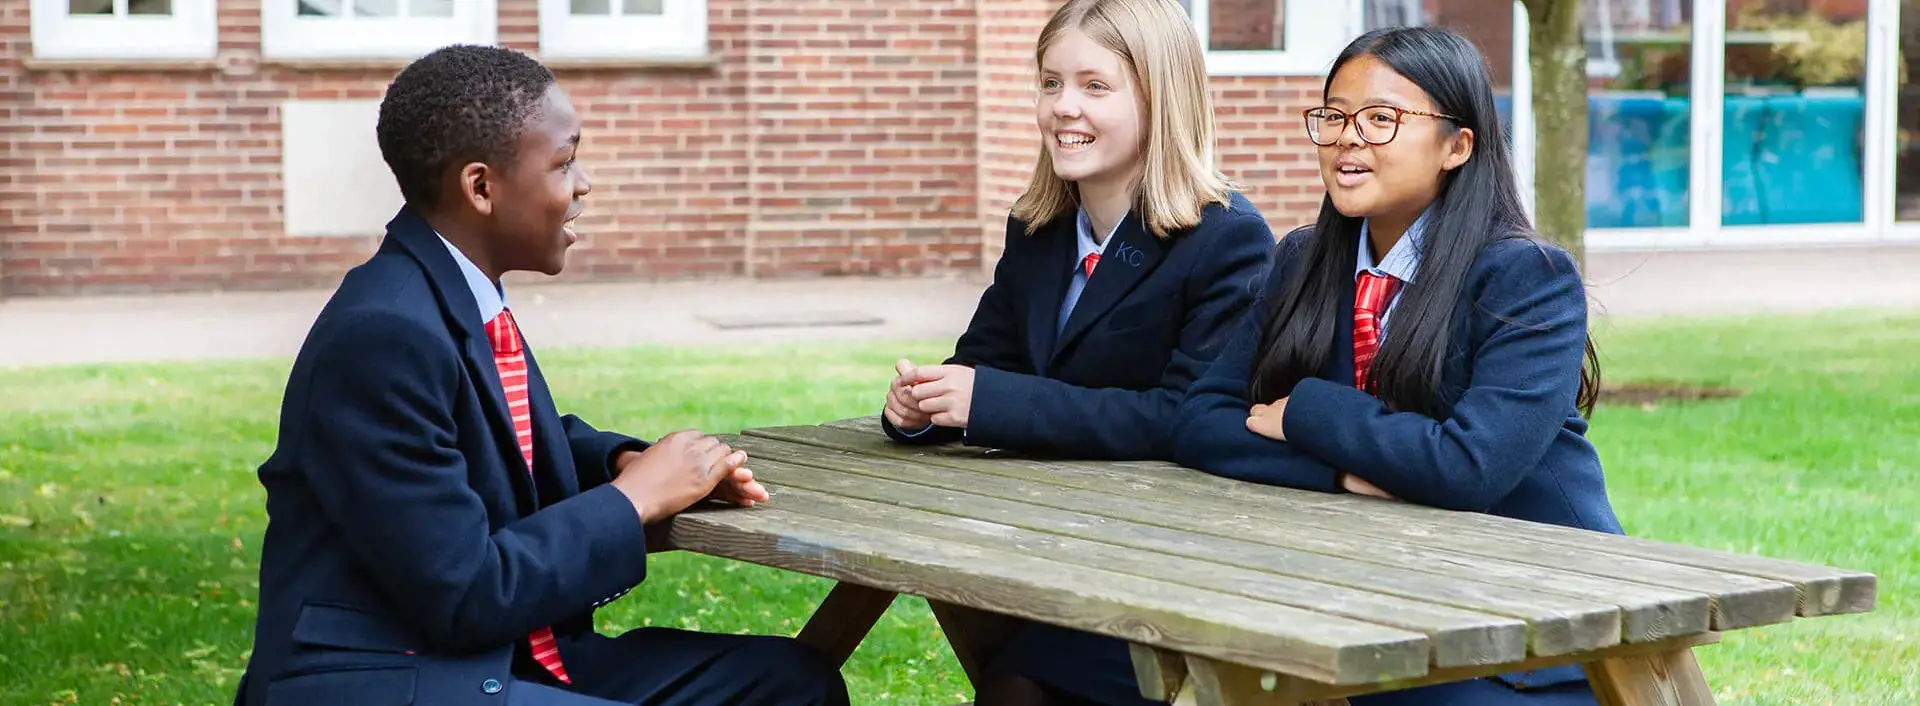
[236,206,651,706]
[882,191,1275,460]
[1168,227,1624,689]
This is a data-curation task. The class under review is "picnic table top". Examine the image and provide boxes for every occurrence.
[661,416,1876,690]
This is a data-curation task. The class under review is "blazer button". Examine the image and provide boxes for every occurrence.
[482,678,503,694]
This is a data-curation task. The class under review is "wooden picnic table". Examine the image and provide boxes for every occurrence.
[655,417,1876,705]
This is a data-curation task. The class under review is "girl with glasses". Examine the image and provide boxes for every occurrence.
[1170,25,1614,706]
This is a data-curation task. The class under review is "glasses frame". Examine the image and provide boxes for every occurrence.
[1302,105,1461,146]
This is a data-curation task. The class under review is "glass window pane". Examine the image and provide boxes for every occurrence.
[571,0,611,15]
[68,0,113,14]
[1209,0,1284,51]
[1586,0,1693,229]
[1898,0,1920,221]
[1723,0,1866,226]
[411,0,452,16]
[356,0,396,16]
[297,0,340,16]
[621,0,662,15]
[128,0,170,15]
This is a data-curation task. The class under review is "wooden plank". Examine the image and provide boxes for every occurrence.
[1284,633,1720,701]
[767,482,1529,668]
[741,427,1793,630]
[1131,645,1189,701]
[795,582,897,667]
[661,504,1431,684]
[1583,647,1717,706]
[779,420,1874,619]
[733,433,1708,645]
[929,600,1020,688]
[1186,657,1350,706]
[748,456,1617,659]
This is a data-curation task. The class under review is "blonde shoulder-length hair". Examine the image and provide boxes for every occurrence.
[1011,0,1236,239]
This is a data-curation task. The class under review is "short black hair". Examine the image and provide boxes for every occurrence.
[376,44,557,209]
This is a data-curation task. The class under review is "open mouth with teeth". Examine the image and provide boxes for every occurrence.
[562,215,580,243]
[1056,132,1096,150]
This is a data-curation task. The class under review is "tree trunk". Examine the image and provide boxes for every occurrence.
[1522,0,1588,267]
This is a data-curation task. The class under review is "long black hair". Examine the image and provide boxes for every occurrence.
[1249,26,1600,418]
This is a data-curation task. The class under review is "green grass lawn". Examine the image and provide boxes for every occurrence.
[2,311,1915,705]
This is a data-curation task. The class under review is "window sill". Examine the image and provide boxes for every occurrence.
[20,56,219,72]
[537,55,720,71]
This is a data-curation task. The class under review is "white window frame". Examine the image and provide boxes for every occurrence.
[262,0,497,60]
[1187,0,1363,77]
[537,0,708,60]
[29,0,217,60]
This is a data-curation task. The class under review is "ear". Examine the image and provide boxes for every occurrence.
[1441,127,1475,172]
[455,162,494,217]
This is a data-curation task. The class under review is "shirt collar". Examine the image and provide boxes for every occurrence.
[1074,206,1125,263]
[1355,207,1430,284]
[437,232,506,324]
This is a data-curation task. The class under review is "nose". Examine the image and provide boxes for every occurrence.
[1051,89,1082,119]
[574,162,591,197]
[1335,116,1365,147]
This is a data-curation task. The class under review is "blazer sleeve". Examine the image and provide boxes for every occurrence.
[1167,234,1345,491]
[882,217,1031,445]
[1280,240,1591,511]
[963,210,1274,460]
[291,310,650,653]
[563,415,648,492]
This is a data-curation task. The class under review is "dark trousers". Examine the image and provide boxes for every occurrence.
[509,627,850,706]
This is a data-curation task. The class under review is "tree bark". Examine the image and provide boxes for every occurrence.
[1521,0,1588,267]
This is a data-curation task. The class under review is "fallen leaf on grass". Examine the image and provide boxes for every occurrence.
[0,514,33,528]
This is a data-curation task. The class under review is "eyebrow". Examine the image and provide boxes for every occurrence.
[554,133,579,156]
[1039,68,1111,78]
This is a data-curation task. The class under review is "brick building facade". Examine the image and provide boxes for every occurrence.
[0,0,1525,297]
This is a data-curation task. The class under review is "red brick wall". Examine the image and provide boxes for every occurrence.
[1208,0,1281,52]
[1214,76,1329,237]
[0,0,1340,297]
[975,0,1053,264]
[743,0,980,278]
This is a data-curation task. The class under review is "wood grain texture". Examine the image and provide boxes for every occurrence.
[661,504,1430,684]
[783,419,1873,618]
[734,433,1705,644]
[764,478,1530,668]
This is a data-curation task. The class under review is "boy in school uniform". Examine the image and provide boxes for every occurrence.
[234,44,850,706]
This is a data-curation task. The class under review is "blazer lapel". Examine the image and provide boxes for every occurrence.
[1323,273,1359,386]
[520,347,582,505]
[1024,217,1077,375]
[384,206,539,515]
[1052,214,1167,366]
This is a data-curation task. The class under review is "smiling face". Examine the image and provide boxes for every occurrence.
[1036,27,1146,195]
[480,84,591,277]
[1315,54,1472,225]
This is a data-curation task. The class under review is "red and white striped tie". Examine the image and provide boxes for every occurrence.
[1352,272,1402,393]
[1081,253,1101,277]
[484,309,570,685]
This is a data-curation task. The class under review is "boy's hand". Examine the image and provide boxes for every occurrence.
[884,358,933,430]
[610,430,741,524]
[708,464,769,508]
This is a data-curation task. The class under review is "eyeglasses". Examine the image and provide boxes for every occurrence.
[1303,105,1460,146]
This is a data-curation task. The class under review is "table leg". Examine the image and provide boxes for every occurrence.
[794,582,898,668]
[1582,646,1716,706]
[928,600,1022,688]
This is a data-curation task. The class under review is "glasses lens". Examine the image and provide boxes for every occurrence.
[1353,107,1400,144]
[1306,109,1342,145]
